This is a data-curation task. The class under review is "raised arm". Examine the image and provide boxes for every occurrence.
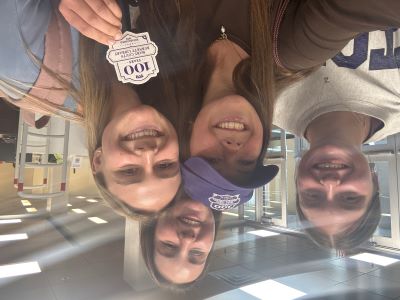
[0,0,53,99]
[59,0,122,45]
[276,0,400,70]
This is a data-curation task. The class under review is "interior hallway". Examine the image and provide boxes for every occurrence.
[0,192,400,300]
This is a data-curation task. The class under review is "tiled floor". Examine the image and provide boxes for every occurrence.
[1,196,400,299]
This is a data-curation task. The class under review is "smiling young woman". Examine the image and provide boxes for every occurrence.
[272,26,400,250]
[127,0,400,191]
[140,192,222,291]
[0,0,183,219]
[295,112,381,250]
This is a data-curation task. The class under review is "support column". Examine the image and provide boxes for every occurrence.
[124,218,156,291]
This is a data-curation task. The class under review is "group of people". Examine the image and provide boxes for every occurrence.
[1,0,400,290]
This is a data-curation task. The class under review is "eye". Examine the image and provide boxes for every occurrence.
[339,193,363,203]
[346,196,360,202]
[162,242,177,249]
[190,249,205,257]
[341,196,363,207]
[304,192,319,200]
[301,198,320,208]
[120,168,139,176]
[300,192,322,208]
[156,161,176,170]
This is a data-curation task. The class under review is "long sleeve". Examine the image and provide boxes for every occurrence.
[277,0,400,70]
[0,0,52,99]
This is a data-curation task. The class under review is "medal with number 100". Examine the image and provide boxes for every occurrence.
[106,31,160,85]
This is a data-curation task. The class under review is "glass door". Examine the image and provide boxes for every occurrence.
[368,134,400,249]
[256,127,291,227]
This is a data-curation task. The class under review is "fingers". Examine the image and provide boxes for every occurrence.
[85,0,122,27]
[61,8,117,45]
[102,0,123,20]
[59,0,122,45]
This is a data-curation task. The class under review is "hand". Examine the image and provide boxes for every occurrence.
[59,0,123,45]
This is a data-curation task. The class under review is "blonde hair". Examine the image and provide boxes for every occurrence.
[1,31,163,220]
[78,36,166,220]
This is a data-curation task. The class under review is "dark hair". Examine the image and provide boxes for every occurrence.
[134,0,203,161]
[140,192,222,292]
[136,0,313,164]
[296,175,381,251]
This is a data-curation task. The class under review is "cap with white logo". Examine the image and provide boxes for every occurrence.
[181,157,279,211]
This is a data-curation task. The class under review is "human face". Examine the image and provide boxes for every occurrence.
[190,95,263,185]
[93,105,180,213]
[154,198,215,284]
[297,144,374,236]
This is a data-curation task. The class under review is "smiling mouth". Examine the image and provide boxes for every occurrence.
[122,129,163,141]
[216,121,246,131]
[313,162,350,170]
[178,216,202,226]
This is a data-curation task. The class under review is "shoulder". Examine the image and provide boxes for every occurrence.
[0,0,53,97]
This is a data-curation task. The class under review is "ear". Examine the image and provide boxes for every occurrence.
[92,147,103,174]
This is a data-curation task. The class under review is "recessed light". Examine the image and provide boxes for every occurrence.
[350,253,399,266]
[0,262,41,278]
[0,233,28,242]
[71,209,86,214]
[86,199,98,203]
[247,230,280,237]
[26,207,37,213]
[0,219,22,224]
[88,217,108,224]
[21,200,31,207]
[240,280,306,300]
[75,196,86,199]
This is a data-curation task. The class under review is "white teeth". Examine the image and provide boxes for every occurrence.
[180,217,201,226]
[216,122,245,130]
[316,163,347,169]
[125,129,160,141]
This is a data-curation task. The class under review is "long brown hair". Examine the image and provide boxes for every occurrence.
[138,0,314,163]
[244,1,317,163]
[134,0,203,160]
[5,0,314,218]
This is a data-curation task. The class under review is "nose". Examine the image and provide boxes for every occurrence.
[132,138,158,155]
[221,137,245,152]
[319,175,341,187]
[179,229,196,241]
[319,176,340,200]
[214,129,251,153]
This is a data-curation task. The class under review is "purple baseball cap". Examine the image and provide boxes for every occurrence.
[181,157,279,211]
